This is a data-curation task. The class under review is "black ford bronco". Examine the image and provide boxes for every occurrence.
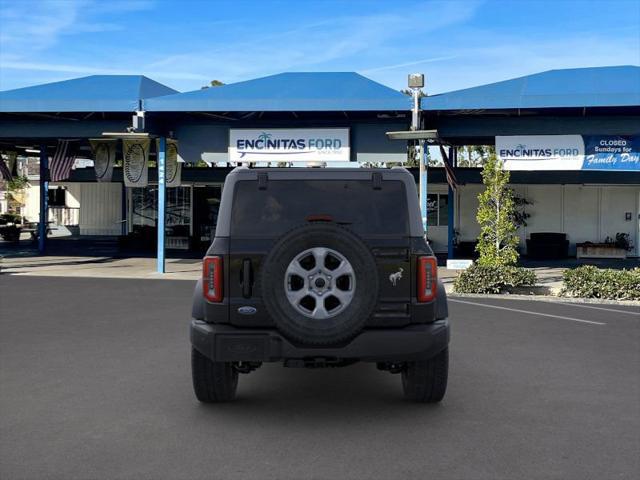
[190,167,450,403]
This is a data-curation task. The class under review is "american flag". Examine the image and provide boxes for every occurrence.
[439,145,458,190]
[0,156,12,181]
[49,140,78,182]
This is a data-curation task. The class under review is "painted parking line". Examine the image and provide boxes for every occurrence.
[449,299,607,325]
[539,301,640,316]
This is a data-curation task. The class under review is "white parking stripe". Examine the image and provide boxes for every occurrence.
[539,301,640,316]
[449,299,607,325]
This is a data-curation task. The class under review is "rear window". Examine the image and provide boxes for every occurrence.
[231,179,409,236]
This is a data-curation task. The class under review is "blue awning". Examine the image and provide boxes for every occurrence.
[0,75,178,113]
[145,72,411,112]
[422,66,640,111]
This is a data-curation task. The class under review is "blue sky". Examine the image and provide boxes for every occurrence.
[0,0,638,94]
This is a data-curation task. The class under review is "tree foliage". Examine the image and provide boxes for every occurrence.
[201,79,225,89]
[457,145,495,167]
[475,153,519,266]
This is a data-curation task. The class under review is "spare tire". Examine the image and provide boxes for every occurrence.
[261,223,379,346]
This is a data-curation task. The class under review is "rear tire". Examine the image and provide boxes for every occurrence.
[401,348,448,403]
[191,348,238,403]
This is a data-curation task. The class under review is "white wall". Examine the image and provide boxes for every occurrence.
[455,183,640,257]
[456,184,482,243]
[78,183,122,235]
[425,184,449,252]
[562,186,599,254]
[64,184,81,208]
[600,187,639,255]
[23,182,40,222]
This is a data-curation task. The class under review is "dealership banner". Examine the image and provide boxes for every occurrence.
[582,136,640,171]
[496,135,585,170]
[122,138,149,187]
[497,135,640,171]
[229,128,350,163]
[156,138,181,187]
[90,139,116,182]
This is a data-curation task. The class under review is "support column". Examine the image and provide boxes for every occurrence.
[38,145,48,254]
[157,137,166,273]
[121,183,127,236]
[447,146,456,259]
[419,140,428,235]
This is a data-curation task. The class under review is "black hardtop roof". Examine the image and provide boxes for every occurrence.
[227,166,414,181]
[216,167,424,237]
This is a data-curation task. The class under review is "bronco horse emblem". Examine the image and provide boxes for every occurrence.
[389,267,404,286]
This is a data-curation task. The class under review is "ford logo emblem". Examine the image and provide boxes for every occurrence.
[238,306,257,315]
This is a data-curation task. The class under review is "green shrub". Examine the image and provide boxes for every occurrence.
[561,266,640,301]
[453,264,537,294]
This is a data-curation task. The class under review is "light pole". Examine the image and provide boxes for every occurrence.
[408,73,427,234]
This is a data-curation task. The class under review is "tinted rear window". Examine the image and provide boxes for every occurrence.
[231,180,408,236]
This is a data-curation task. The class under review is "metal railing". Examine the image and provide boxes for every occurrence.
[48,207,79,226]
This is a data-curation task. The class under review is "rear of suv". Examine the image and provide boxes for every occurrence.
[190,167,450,403]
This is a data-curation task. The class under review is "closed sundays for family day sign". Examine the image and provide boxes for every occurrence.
[496,135,640,171]
[229,128,350,162]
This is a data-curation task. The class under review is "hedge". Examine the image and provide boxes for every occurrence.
[453,264,536,294]
[561,266,640,301]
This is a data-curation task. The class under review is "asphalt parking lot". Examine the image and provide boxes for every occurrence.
[1,276,638,480]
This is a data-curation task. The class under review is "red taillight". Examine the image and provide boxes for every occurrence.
[417,256,437,302]
[203,256,223,302]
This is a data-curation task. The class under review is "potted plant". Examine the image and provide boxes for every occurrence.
[0,212,23,242]
[576,233,632,259]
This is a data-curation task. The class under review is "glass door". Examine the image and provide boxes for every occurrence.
[193,185,222,252]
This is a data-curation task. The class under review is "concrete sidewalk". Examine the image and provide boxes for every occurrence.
[2,254,568,293]
[0,255,201,281]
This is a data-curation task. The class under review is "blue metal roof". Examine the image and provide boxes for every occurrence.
[422,66,640,111]
[145,72,411,112]
[0,75,178,113]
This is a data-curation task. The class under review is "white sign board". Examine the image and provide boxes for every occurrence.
[446,259,473,270]
[229,128,350,163]
[496,135,585,170]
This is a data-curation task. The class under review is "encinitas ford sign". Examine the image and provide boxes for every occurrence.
[497,135,640,171]
[229,128,350,162]
[497,135,585,170]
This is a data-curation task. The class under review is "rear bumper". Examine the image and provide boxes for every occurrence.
[190,319,450,363]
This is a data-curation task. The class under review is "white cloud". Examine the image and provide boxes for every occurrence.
[0,60,209,81]
[0,0,153,56]
[360,56,459,74]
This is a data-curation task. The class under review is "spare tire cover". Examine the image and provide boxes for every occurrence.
[261,223,379,346]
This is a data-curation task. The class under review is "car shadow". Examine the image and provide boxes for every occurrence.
[191,363,446,426]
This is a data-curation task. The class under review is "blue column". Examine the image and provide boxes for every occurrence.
[38,145,48,254]
[420,141,428,235]
[121,182,127,236]
[157,137,166,273]
[447,146,456,259]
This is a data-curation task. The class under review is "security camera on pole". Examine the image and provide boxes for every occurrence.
[408,73,427,234]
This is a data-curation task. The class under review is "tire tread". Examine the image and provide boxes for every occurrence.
[191,348,238,403]
[402,348,448,403]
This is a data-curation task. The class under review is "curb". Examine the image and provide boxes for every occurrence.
[447,292,640,307]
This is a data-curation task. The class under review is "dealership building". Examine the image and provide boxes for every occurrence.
[1,65,639,266]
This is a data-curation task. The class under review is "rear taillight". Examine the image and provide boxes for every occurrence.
[417,256,437,302]
[203,256,223,302]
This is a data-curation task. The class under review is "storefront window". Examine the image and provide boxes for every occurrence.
[438,194,449,227]
[427,194,439,226]
[130,186,191,249]
[193,186,222,250]
[131,187,157,228]
[426,193,449,227]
